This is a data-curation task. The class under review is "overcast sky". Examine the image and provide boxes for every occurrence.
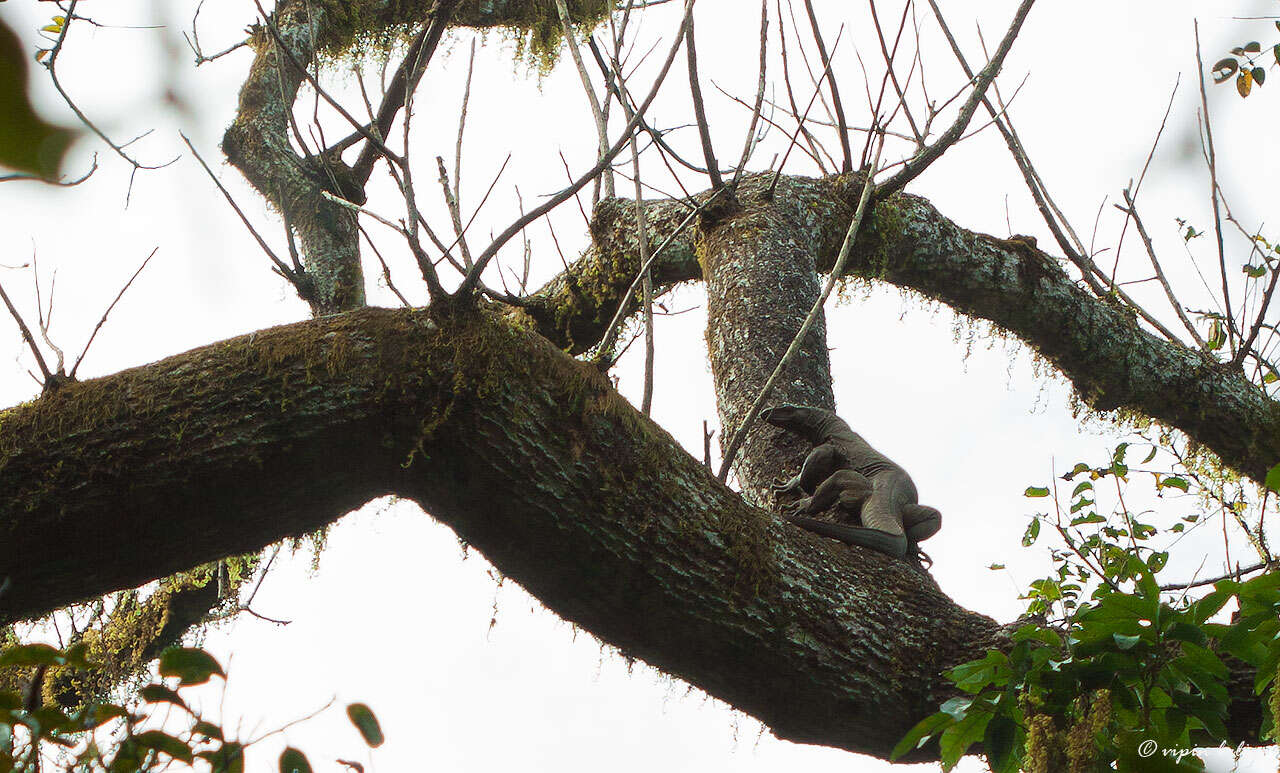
[3,0,1280,770]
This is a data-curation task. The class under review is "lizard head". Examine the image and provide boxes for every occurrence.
[761,404,831,442]
[760,404,808,429]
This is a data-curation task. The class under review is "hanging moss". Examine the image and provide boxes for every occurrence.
[309,0,614,70]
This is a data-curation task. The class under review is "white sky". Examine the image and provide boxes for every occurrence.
[2,0,1279,770]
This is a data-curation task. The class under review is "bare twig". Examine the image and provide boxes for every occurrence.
[876,0,1036,198]
[457,0,700,297]
[70,247,160,379]
[180,133,308,296]
[1195,21,1238,357]
[730,0,770,187]
[767,25,846,198]
[684,16,723,189]
[0,279,55,384]
[556,0,614,200]
[802,0,853,170]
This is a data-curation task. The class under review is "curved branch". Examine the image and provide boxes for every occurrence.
[1,304,1007,760]
[525,174,1280,483]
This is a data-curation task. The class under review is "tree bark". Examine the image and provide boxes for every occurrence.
[3,176,1276,758]
[699,182,835,505]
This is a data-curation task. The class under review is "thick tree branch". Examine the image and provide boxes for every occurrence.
[524,174,1280,484]
[4,178,1277,760]
[2,304,1009,760]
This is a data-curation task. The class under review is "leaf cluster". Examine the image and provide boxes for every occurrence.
[0,644,382,773]
[895,443,1280,771]
[1211,23,1280,98]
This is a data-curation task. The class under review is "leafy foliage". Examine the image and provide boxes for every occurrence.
[894,442,1280,771]
[1211,22,1280,99]
[0,644,382,772]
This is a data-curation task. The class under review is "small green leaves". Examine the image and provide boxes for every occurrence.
[346,703,384,747]
[1024,486,1049,498]
[158,648,225,686]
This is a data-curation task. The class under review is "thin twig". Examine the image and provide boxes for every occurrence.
[876,0,1036,198]
[1195,21,1238,357]
[0,279,54,383]
[802,0,854,169]
[180,133,306,293]
[556,0,614,200]
[457,0,700,297]
[70,247,160,378]
[684,15,723,189]
[1118,191,1207,349]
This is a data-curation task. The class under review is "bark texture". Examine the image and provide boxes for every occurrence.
[698,181,835,506]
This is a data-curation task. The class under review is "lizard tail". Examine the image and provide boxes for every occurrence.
[787,516,910,558]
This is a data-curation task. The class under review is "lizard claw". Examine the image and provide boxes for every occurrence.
[782,498,811,517]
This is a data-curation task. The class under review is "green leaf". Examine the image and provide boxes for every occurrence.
[984,713,1018,773]
[79,703,130,729]
[1179,642,1228,678]
[1273,43,1279,67]
[1113,632,1142,650]
[1072,480,1094,496]
[0,17,74,178]
[1245,264,1268,277]
[1141,446,1158,463]
[1266,463,1280,493]
[891,711,953,760]
[949,652,1008,694]
[1244,41,1262,53]
[135,731,194,764]
[0,643,62,667]
[200,741,245,773]
[939,709,991,770]
[139,684,190,712]
[158,648,224,686]
[940,696,973,720]
[1022,518,1041,547]
[192,721,224,741]
[279,747,313,773]
[1159,476,1190,492]
[346,703,384,747]
[1024,486,1049,498]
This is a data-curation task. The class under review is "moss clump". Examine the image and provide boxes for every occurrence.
[309,0,614,71]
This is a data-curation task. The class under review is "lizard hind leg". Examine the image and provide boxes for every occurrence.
[903,504,942,543]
